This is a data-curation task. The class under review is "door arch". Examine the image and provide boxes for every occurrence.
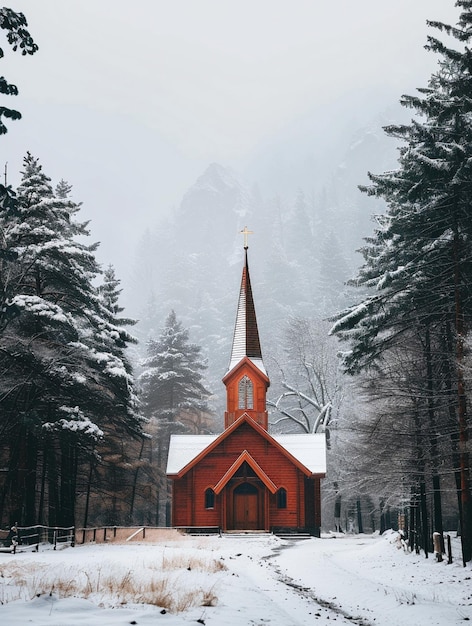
[233,482,261,530]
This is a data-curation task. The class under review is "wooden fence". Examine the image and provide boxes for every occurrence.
[0,524,75,553]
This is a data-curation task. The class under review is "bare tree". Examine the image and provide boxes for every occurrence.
[268,318,344,438]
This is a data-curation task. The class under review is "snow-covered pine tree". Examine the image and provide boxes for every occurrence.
[140,310,211,431]
[139,310,212,523]
[87,264,147,526]
[330,1,472,563]
[98,265,134,324]
[0,154,144,527]
[96,262,139,376]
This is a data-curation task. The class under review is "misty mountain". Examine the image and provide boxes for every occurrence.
[126,164,252,405]
[124,121,399,416]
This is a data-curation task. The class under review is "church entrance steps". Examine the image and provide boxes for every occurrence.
[274,532,312,540]
[221,530,313,540]
[221,530,270,538]
[175,526,221,536]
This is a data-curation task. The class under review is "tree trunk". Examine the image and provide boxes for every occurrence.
[379,498,386,534]
[38,443,48,525]
[408,488,416,553]
[129,438,145,522]
[356,497,363,534]
[424,326,444,549]
[420,480,429,558]
[415,492,421,554]
[8,421,28,525]
[443,321,464,534]
[453,232,472,564]
[83,460,94,528]
[47,441,59,527]
[23,430,38,525]
[60,435,77,527]
[413,402,429,557]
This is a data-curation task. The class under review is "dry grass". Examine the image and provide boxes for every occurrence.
[0,548,226,613]
[161,552,227,573]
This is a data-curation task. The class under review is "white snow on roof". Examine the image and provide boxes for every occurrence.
[273,433,327,475]
[166,435,218,474]
[166,432,326,476]
[227,356,267,376]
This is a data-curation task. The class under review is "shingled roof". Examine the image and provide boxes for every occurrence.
[227,247,266,375]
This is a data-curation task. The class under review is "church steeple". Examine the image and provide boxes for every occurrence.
[223,229,269,429]
[228,246,266,376]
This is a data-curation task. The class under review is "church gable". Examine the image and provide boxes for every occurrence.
[185,418,313,504]
[215,418,314,477]
[170,413,316,480]
[222,355,270,387]
[224,357,269,429]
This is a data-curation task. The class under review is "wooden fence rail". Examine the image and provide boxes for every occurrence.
[0,524,75,553]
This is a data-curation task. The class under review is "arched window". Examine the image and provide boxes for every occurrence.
[238,375,254,409]
[205,488,215,509]
[277,488,287,509]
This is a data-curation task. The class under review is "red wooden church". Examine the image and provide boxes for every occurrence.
[166,239,326,535]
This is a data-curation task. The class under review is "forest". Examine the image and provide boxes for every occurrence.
[1,2,472,565]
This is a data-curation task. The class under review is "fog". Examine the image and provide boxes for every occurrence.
[1,0,458,281]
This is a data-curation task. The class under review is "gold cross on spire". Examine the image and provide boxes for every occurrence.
[240,226,253,249]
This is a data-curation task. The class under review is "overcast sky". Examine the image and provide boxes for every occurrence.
[1,0,460,275]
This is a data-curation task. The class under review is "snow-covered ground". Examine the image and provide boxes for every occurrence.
[0,529,470,625]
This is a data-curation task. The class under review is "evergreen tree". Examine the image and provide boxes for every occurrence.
[140,309,211,428]
[331,2,472,562]
[140,310,211,523]
[0,154,143,527]
[86,263,145,526]
[99,265,128,320]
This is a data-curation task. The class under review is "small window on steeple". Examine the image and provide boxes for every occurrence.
[238,375,254,409]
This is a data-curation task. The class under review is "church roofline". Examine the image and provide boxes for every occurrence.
[169,413,317,479]
[222,355,270,385]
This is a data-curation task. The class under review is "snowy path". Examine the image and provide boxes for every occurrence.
[0,531,471,625]
[273,533,472,625]
[206,535,365,625]
[266,542,372,624]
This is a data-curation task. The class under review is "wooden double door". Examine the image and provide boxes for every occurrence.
[232,482,262,530]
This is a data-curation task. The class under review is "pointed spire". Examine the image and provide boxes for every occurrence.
[228,246,266,375]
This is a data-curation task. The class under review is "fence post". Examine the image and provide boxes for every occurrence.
[433,532,443,562]
[446,534,453,564]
